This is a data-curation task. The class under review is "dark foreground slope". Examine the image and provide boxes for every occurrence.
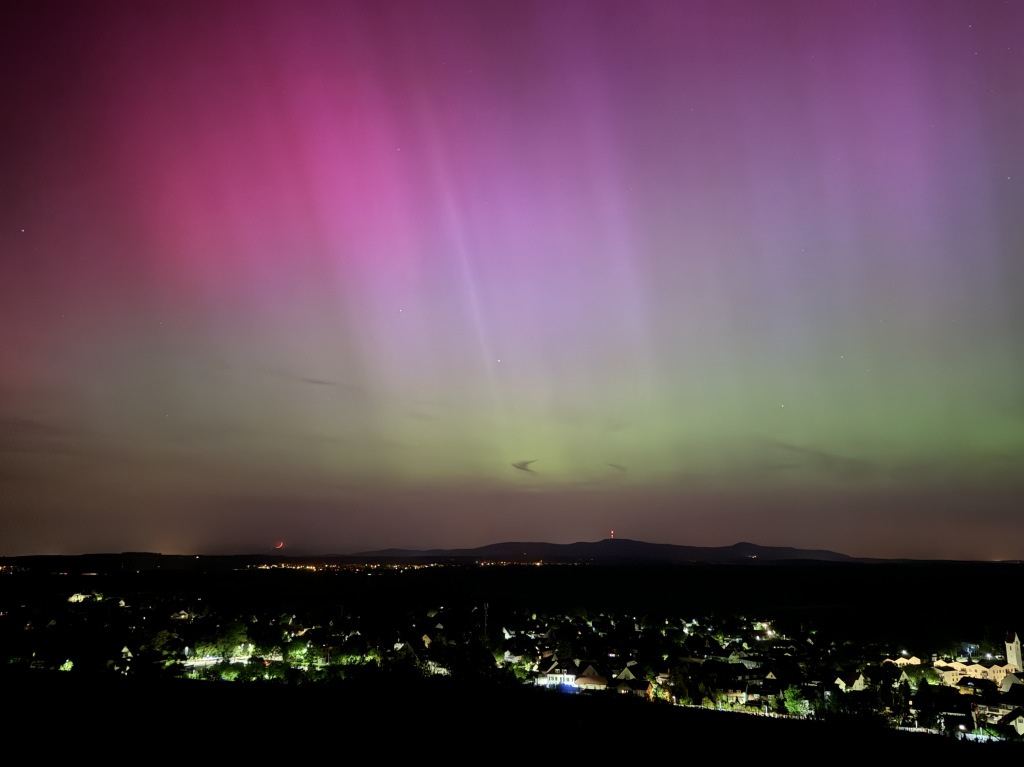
[4,670,1017,757]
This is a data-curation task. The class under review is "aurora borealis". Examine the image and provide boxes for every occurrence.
[2,1,1023,559]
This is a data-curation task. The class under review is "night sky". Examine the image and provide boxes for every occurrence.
[3,1,1023,559]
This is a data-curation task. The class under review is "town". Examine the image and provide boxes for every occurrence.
[2,555,1022,747]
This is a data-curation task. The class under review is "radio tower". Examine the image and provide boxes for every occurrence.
[610,529,615,540]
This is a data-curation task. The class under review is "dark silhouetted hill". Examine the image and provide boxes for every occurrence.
[360,537,858,563]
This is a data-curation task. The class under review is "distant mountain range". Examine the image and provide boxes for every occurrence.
[0,540,861,573]
[358,538,859,564]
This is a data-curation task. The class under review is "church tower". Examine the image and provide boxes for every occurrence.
[1007,631,1022,672]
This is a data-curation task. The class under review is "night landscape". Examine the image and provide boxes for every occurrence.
[2,0,1023,752]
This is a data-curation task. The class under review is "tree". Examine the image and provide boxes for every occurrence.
[195,620,248,661]
[695,680,725,709]
[781,685,810,717]
[666,666,693,705]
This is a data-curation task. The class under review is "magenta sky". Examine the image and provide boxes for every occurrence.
[2,1,1023,559]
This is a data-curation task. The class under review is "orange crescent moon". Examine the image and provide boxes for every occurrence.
[274,541,284,549]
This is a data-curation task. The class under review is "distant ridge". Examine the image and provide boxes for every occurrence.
[358,538,858,564]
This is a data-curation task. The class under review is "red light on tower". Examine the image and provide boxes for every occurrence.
[610,529,615,539]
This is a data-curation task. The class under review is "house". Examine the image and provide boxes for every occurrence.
[934,659,1019,687]
[1000,673,1023,693]
[575,663,609,691]
[998,707,1024,736]
[536,659,578,688]
[612,676,653,699]
[883,654,922,667]
[956,677,997,696]
[835,671,867,692]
